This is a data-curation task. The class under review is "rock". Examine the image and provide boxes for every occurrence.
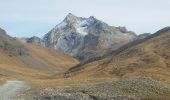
[43,13,137,61]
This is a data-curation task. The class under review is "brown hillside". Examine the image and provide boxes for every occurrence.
[66,27,170,84]
[0,28,78,83]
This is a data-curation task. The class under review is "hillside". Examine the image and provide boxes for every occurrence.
[0,28,78,83]
[1,27,170,100]
[66,27,170,83]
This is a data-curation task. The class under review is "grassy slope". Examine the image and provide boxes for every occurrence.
[1,27,170,92]
[0,43,78,84]
[66,27,170,84]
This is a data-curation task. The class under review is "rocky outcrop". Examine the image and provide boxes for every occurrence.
[43,13,137,61]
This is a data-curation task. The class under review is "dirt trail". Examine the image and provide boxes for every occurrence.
[0,80,26,100]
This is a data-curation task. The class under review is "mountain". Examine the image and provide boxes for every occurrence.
[19,27,170,99]
[0,28,29,57]
[65,27,170,84]
[43,13,137,61]
[0,27,78,82]
[1,26,170,100]
[20,36,44,46]
[138,33,151,39]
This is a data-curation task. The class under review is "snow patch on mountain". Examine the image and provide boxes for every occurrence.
[43,13,137,61]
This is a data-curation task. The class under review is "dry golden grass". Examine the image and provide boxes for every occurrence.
[0,43,79,86]
[67,30,170,84]
[0,28,170,89]
[26,44,78,69]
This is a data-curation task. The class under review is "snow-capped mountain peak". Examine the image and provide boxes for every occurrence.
[50,13,97,36]
[43,13,137,61]
[65,13,78,21]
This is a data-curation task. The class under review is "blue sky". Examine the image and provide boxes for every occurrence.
[0,0,170,37]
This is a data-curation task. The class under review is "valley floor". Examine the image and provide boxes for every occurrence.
[14,77,170,100]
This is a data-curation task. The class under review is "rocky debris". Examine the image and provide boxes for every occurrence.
[17,78,170,100]
[81,78,170,99]
[43,13,137,61]
[17,88,93,100]
[34,92,92,100]
[0,28,29,57]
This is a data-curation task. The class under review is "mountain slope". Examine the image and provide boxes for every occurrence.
[66,27,170,83]
[0,28,29,57]
[43,13,137,61]
[0,28,78,83]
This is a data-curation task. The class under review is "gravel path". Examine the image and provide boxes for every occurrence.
[0,80,26,100]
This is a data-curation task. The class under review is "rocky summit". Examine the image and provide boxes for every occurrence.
[43,13,137,61]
